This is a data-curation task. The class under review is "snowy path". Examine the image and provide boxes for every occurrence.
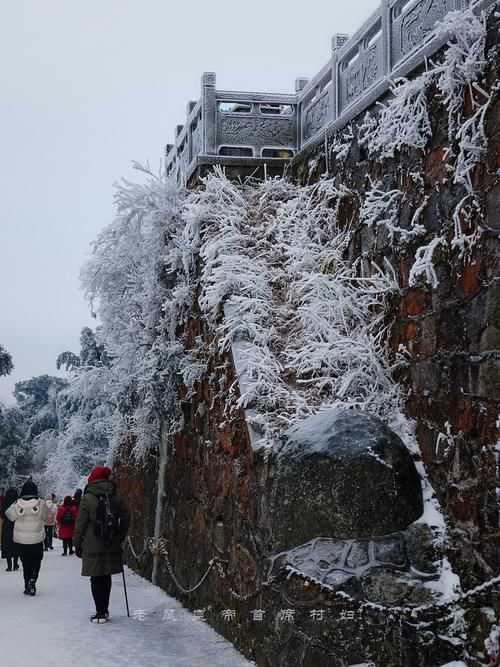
[0,548,254,667]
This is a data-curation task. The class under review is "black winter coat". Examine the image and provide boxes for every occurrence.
[73,479,129,577]
[1,509,17,559]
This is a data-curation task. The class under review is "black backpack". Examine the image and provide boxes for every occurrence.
[60,507,74,526]
[94,493,120,546]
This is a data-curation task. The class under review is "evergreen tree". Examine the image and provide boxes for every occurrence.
[35,327,114,495]
[0,344,13,376]
[0,404,29,487]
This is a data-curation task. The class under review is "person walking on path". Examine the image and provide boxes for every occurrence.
[0,488,4,542]
[44,494,57,550]
[1,488,20,571]
[72,488,82,508]
[73,466,129,624]
[57,496,77,555]
[5,479,50,595]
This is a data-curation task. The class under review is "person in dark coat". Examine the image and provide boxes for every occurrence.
[72,488,83,508]
[0,488,19,571]
[73,466,129,623]
[56,496,78,555]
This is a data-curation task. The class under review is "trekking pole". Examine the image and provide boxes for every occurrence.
[122,568,130,617]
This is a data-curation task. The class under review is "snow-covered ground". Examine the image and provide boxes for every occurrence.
[0,548,254,667]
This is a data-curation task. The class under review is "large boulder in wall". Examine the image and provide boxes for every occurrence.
[267,409,423,552]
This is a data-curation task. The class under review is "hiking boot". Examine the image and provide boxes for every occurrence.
[104,610,110,619]
[62,552,67,556]
[13,565,19,571]
[69,550,74,555]
[6,567,12,572]
[90,613,108,624]
[28,578,36,596]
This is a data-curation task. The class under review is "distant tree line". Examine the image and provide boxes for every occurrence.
[0,329,112,495]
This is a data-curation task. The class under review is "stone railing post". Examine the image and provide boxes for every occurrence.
[201,72,217,156]
[295,78,309,92]
[165,143,174,166]
[295,77,309,151]
[331,33,349,120]
[381,0,391,75]
[186,100,196,163]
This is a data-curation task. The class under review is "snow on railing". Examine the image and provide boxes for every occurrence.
[164,0,494,186]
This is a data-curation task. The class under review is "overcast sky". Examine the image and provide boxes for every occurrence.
[0,0,380,405]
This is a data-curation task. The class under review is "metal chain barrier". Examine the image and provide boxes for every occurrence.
[283,565,500,619]
[125,535,499,616]
[125,535,153,561]
[125,534,277,599]
[213,558,277,602]
[153,537,218,595]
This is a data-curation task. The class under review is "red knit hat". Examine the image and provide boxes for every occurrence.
[88,466,112,483]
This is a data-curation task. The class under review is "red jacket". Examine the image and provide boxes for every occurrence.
[57,504,78,539]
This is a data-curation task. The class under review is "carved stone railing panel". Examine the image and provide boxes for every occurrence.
[390,0,457,66]
[338,38,383,114]
[217,112,296,155]
[215,92,297,157]
[298,59,334,145]
[303,88,331,141]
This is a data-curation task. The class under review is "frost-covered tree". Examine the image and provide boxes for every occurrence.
[0,344,13,376]
[9,374,67,493]
[0,404,29,488]
[14,375,68,440]
[57,326,109,371]
[34,328,114,495]
[80,163,191,460]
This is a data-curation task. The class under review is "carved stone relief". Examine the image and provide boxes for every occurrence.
[395,0,451,60]
[202,71,216,86]
[217,115,295,149]
[332,32,349,51]
[342,45,380,108]
[304,92,330,141]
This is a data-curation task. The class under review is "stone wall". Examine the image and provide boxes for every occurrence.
[115,12,499,667]
[116,313,470,666]
[293,19,499,586]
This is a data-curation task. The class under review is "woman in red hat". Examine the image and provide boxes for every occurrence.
[73,466,129,623]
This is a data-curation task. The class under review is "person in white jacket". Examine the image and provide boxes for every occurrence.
[6,478,50,596]
[44,494,57,550]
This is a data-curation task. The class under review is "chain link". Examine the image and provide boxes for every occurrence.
[213,559,276,602]
[125,535,152,561]
[155,538,217,595]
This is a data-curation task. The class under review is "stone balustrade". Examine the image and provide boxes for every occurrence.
[165,0,490,186]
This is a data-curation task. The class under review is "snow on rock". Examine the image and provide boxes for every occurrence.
[268,409,423,549]
[485,624,500,665]
[423,556,461,599]
[0,549,253,667]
